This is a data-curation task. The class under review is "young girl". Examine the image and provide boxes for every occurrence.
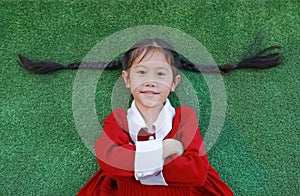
[18,38,281,195]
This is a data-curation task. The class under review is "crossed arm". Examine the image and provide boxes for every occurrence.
[95,107,209,186]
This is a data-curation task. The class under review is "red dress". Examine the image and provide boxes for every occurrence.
[77,106,233,196]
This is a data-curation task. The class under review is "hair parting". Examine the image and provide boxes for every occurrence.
[17,38,282,74]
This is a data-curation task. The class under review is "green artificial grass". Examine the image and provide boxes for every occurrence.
[1,0,299,195]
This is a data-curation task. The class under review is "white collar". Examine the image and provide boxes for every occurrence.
[127,99,175,143]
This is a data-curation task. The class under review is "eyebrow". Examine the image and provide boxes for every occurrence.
[132,65,171,72]
[133,62,171,70]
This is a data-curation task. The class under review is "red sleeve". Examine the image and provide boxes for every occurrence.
[94,108,136,180]
[163,106,209,186]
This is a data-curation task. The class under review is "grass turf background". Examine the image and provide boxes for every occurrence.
[1,0,299,195]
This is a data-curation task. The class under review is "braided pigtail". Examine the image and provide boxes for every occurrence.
[179,57,220,73]
[229,46,282,72]
[18,38,282,74]
[179,46,282,74]
[18,54,122,74]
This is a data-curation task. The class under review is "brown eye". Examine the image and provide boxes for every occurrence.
[137,70,146,75]
[157,72,166,77]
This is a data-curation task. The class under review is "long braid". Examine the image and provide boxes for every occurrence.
[18,54,122,74]
[178,46,282,73]
[233,46,282,70]
[18,39,282,74]
[179,56,220,73]
[67,60,122,70]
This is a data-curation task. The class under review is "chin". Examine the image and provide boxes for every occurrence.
[142,102,163,109]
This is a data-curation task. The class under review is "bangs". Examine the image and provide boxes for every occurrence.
[122,38,180,76]
[128,46,174,68]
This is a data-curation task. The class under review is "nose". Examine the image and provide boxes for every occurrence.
[144,81,156,87]
[143,73,157,87]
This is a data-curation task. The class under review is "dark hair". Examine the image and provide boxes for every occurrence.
[18,38,282,74]
[121,38,181,77]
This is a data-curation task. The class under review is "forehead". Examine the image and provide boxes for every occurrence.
[132,61,172,70]
[131,50,170,65]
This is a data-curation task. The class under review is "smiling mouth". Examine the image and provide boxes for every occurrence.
[141,90,159,96]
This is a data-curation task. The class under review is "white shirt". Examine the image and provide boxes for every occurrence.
[127,99,175,186]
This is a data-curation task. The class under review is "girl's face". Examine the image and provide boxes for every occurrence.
[122,51,180,111]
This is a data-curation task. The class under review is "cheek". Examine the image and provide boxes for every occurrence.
[129,77,144,91]
[158,78,174,89]
[159,85,172,96]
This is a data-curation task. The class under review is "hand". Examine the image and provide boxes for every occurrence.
[162,139,184,159]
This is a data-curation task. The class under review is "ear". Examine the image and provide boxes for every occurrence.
[171,75,180,92]
[122,70,130,88]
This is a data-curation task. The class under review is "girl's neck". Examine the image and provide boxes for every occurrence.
[135,103,164,125]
